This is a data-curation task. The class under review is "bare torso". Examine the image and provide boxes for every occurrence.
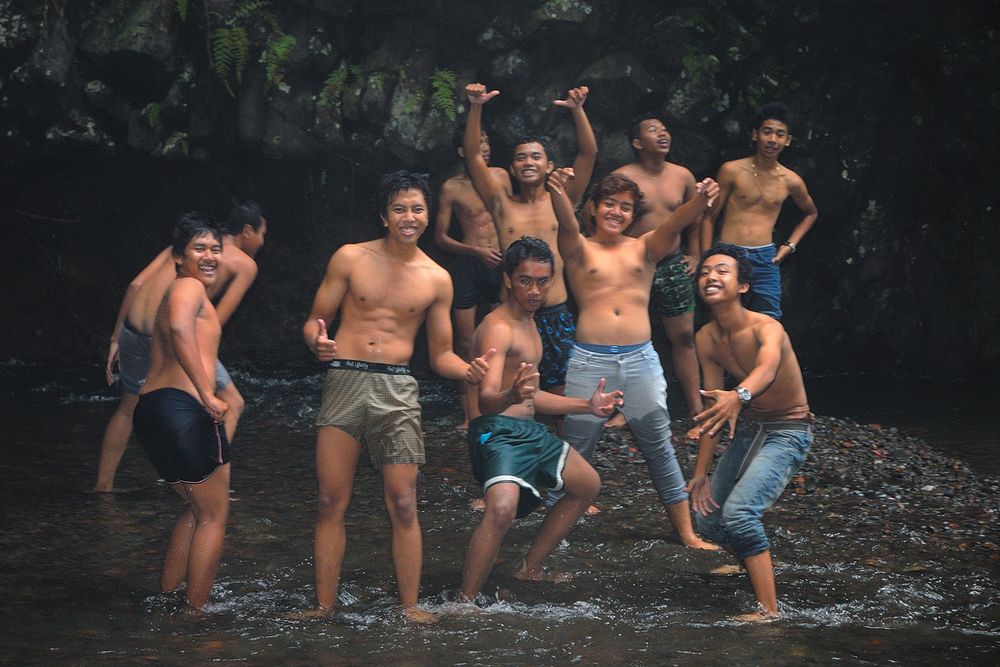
[718,158,797,246]
[126,251,177,335]
[332,240,447,365]
[701,312,810,419]
[443,171,506,249]
[566,236,654,345]
[616,162,694,239]
[477,304,544,420]
[142,278,221,399]
[495,192,568,306]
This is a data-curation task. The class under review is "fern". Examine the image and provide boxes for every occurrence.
[145,102,161,129]
[430,68,457,121]
[175,0,187,21]
[263,33,296,86]
[212,26,250,95]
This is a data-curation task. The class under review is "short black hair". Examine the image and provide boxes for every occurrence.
[627,115,668,155]
[453,126,488,151]
[510,135,555,163]
[171,212,220,259]
[504,236,554,276]
[378,171,430,218]
[752,102,793,132]
[223,198,263,235]
[697,245,754,306]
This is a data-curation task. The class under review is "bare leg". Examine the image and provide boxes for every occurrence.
[453,306,478,429]
[381,463,435,622]
[314,427,361,612]
[174,463,231,609]
[516,448,599,580]
[660,313,703,440]
[216,383,244,444]
[732,550,780,621]
[665,500,719,550]
[460,483,520,600]
[160,487,196,593]
[94,392,139,492]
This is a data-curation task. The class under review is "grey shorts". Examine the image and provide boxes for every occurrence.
[116,320,233,395]
[315,363,424,468]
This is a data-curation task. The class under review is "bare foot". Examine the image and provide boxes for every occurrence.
[732,608,779,623]
[680,535,720,550]
[469,498,486,511]
[286,606,335,620]
[603,411,627,429]
[585,504,601,516]
[454,421,469,432]
[709,564,745,575]
[85,485,142,494]
[513,560,574,584]
[684,423,702,441]
[402,606,439,624]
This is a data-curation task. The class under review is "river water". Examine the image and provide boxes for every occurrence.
[1,362,997,665]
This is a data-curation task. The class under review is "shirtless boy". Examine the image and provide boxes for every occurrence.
[611,117,702,437]
[131,213,231,610]
[94,199,267,492]
[461,237,622,601]
[700,103,818,320]
[302,171,491,622]
[688,245,814,621]
[547,168,717,549]
[463,82,597,395]
[435,127,512,427]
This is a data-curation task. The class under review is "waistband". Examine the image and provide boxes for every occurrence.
[574,341,651,355]
[122,318,149,338]
[745,419,813,433]
[535,301,570,316]
[328,359,412,375]
[719,242,775,251]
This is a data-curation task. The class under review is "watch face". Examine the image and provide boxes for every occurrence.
[736,387,751,402]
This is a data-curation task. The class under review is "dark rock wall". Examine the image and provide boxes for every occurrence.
[1,0,997,377]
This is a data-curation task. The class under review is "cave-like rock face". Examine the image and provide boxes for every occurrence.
[1,0,997,377]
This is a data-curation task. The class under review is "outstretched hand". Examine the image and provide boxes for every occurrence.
[588,378,624,417]
[313,318,338,362]
[554,86,589,110]
[505,362,539,406]
[685,475,720,516]
[695,177,720,207]
[466,348,496,385]
[546,167,575,196]
[466,83,500,106]
[694,388,742,438]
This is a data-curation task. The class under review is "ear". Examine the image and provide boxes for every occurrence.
[630,136,642,151]
[751,128,759,142]
[738,282,750,294]
[502,272,512,290]
[545,161,554,175]
[786,135,793,147]
[457,146,465,159]
[240,224,253,237]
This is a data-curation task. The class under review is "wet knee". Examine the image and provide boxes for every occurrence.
[569,472,600,503]
[483,498,517,532]
[384,492,418,527]
[316,490,350,523]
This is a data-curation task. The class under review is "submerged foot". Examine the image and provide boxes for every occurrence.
[709,564,745,575]
[293,605,336,619]
[402,606,439,624]
[585,504,601,516]
[732,608,780,623]
[513,560,574,584]
[684,423,702,441]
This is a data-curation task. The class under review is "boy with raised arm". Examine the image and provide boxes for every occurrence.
[688,245,814,621]
[462,82,597,396]
[700,103,818,320]
[435,127,512,428]
[547,168,717,548]
[461,237,622,601]
[94,199,267,492]
[302,172,491,622]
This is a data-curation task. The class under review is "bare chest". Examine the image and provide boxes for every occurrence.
[733,170,789,209]
[578,242,650,286]
[498,203,559,247]
[348,264,436,320]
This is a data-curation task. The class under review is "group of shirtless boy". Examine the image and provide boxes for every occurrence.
[101,81,818,623]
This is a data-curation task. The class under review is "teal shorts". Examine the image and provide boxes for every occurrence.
[468,414,569,518]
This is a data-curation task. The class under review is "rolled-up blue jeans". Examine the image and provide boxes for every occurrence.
[547,341,688,507]
[718,243,781,320]
[694,420,812,559]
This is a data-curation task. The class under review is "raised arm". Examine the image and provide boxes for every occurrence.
[700,162,737,252]
[105,247,172,384]
[302,246,353,361]
[645,178,719,263]
[547,167,585,265]
[554,86,597,205]
[211,254,258,327]
[463,83,505,216]
[772,173,819,264]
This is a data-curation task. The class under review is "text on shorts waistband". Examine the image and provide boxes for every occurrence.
[328,359,412,375]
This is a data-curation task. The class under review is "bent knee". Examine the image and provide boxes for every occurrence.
[483,500,518,531]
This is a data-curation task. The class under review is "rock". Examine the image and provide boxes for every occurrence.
[578,53,655,121]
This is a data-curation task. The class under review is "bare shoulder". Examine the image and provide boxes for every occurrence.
[751,312,787,339]
[695,321,720,346]
[665,161,696,183]
[170,276,208,300]
[613,163,641,178]
[779,163,808,188]
[225,244,258,273]
[719,158,747,176]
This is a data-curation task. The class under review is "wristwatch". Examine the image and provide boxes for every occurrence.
[782,240,797,253]
[735,385,752,406]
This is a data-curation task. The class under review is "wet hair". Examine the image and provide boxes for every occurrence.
[511,134,554,163]
[588,173,646,223]
[171,212,220,273]
[752,102,793,132]
[378,171,430,218]
[503,236,554,276]
[223,197,263,235]
[697,245,754,306]
[627,115,668,155]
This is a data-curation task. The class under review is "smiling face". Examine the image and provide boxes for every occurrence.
[509,142,553,186]
[593,191,636,237]
[382,188,429,243]
[697,254,749,304]
[175,232,223,286]
[504,258,553,313]
[751,118,791,160]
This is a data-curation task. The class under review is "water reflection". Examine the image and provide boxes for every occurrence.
[0,364,997,664]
